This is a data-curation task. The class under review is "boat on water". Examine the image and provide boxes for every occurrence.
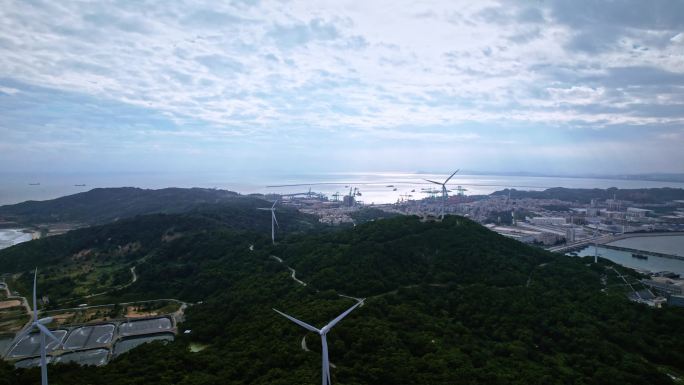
[28,183,40,186]
[74,184,86,187]
[393,188,397,191]
[632,253,649,260]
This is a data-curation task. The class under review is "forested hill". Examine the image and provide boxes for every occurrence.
[1,215,683,384]
[0,187,249,225]
[0,198,321,274]
[491,187,684,203]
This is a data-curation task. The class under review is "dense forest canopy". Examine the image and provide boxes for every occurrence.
[1,202,683,384]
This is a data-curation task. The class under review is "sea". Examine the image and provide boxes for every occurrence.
[575,235,684,276]
[2,171,684,206]
[0,229,32,251]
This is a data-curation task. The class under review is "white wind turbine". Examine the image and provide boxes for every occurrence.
[14,269,63,385]
[593,228,599,264]
[424,169,459,218]
[258,200,279,244]
[274,300,363,385]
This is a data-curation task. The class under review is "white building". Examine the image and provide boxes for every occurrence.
[626,207,652,219]
[565,228,576,243]
[528,217,566,226]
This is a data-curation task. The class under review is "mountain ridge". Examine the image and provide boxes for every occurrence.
[1,209,682,384]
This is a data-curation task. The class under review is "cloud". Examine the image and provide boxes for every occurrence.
[671,32,684,44]
[267,18,340,48]
[0,0,683,173]
[546,0,684,53]
[0,86,19,95]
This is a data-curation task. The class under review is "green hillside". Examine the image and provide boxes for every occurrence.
[0,199,321,304]
[0,187,248,225]
[1,215,683,385]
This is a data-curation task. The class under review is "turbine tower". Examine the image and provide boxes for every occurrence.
[424,169,459,218]
[274,300,363,385]
[593,228,599,264]
[13,269,63,385]
[258,200,279,244]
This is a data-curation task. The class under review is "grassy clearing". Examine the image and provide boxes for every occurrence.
[0,307,29,333]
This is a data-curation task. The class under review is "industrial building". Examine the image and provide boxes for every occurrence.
[528,217,566,226]
[641,277,684,296]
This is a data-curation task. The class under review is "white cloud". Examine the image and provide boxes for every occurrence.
[0,0,683,138]
[0,86,19,95]
[671,32,684,45]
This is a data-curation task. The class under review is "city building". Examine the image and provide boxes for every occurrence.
[528,217,566,226]
[565,227,576,243]
[668,295,684,308]
[641,277,684,296]
[626,207,652,219]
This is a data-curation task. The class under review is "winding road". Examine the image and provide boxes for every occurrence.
[83,266,137,299]
[269,256,307,287]
[1,280,36,334]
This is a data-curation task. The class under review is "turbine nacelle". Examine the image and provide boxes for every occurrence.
[274,299,363,385]
[258,200,280,244]
[424,169,459,218]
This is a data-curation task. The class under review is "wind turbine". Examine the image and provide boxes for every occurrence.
[424,169,459,218]
[258,200,279,244]
[593,228,599,264]
[14,269,63,385]
[274,300,363,385]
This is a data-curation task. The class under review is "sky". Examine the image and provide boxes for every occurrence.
[1,0,683,176]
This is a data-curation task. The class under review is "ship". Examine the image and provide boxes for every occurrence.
[74,184,86,187]
[632,253,648,260]
[28,183,40,186]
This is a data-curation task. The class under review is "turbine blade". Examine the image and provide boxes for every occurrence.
[423,179,442,185]
[33,268,38,322]
[272,200,278,209]
[443,169,460,184]
[257,208,271,211]
[13,325,34,345]
[36,323,62,347]
[273,309,320,333]
[324,300,362,329]
[273,212,280,229]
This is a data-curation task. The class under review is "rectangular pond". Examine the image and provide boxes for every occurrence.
[63,324,115,350]
[7,330,67,359]
[118,317,172,336]
[113,333,174,357]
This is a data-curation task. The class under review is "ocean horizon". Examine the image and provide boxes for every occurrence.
[2,171,684,206]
